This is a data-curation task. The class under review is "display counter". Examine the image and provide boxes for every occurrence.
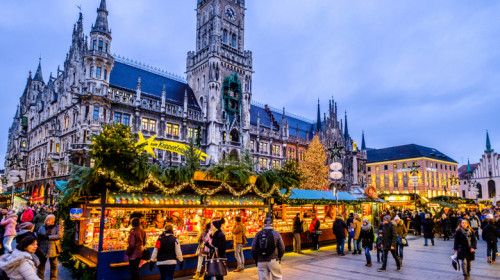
[74,192,270,280]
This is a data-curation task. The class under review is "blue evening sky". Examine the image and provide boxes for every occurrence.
[1,0,499,168]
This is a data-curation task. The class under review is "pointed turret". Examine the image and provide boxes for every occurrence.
[91,0,110,35]
[316,99,322,132]
[344,111,349,139]
[361,130,366,150]
[466,159,472,175]
[486,130,492,153]
[33,58,44,83]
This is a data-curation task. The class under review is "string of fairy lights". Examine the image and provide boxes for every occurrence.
[95,168,292,199]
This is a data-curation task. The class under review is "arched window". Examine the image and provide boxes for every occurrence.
[231,34,237,48]
[488,180,496,198]
[230,129,239,142]
[222,30,228,44]
[476,183,483,198]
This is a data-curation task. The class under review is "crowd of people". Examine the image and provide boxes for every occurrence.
[0,204,62,280]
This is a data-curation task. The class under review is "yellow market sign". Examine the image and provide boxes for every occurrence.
[136,132,210,162]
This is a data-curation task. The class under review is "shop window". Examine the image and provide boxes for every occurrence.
[173,124,179,136]
[167,123,172,135]
[142,118,149,130]
[149,119,156,132]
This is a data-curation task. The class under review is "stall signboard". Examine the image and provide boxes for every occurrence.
[107,192,201,205]
[136,131,210,161]
[428,203,440,208]
[385,195,411,202]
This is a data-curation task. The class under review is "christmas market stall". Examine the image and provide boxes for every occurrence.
[378,192,423,211]
[427,196,477,214]
[58,124,299,280]
[350,187,387,228]
[274,188,358,249]
[0,189,28,210]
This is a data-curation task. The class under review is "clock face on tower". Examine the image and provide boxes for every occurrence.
[225,5,236,21]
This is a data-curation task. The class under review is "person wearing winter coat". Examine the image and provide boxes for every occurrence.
[359,219,374,267]
[422,214,435,246]
[332,215,348,256]
[441,214,452,241]
[232,216,246,272]
[375,226,384,263]
[149,223,183,280]
[32,207,48,232]
[412,211,422,235]
[346,213,354,251]
[394,216,408,263]
[292,213,303,254]
[204,218,226,280]
[481,214,500,264]
[309,213,321,251]
[194,223,211,280]
[126,218,146,280]
[251,218,285,280]
[469,213,481,241]
[36,215,63,280]
[0,210,18,254]
[454,219,477,280]
[378,215,401,272]
[0,235,41,280]
[21,206,34,224]
[352,214,362,254]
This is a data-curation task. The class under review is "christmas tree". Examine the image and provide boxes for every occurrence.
[300,135,329,190]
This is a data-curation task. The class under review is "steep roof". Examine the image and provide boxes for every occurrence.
[250,101,314,140]
[458,163,479,179]
[109,58,200,110]
[366,144,457,164]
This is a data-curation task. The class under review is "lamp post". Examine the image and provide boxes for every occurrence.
[450,175,458,197]
[329,141,344,213]
[409,162,420,210]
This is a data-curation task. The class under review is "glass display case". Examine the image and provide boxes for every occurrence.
[272,204,336,233]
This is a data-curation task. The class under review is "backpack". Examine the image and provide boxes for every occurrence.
[0,270,8,280]
[257,229,276,257]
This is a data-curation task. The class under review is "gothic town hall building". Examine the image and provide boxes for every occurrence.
[5,0,366,203]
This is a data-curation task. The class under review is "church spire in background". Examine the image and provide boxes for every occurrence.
[91,0,110,35]
[33,57,44,83]
[316,99,322,132]
[361,130,366,150]
[486,130,492,153]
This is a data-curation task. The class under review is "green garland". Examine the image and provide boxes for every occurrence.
[278,197,359,206]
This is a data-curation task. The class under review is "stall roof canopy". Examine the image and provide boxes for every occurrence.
[430,195,476,205]
[0,189,28,196]
[54,181,68,192]
[430,201,457,209]
[285,189,357,201]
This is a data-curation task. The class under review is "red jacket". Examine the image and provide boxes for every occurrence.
[126,227,146,260]
[21,209,34,223]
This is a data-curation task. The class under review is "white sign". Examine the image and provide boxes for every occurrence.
[426,168,437,172]
[396,168,411,173]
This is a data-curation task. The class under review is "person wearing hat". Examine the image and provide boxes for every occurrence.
[0,210,18,254]
[332,214,348,256]
[394,216,408,264]
[378,215,401,272]
[251,218,285,280]
[482,214,499,264]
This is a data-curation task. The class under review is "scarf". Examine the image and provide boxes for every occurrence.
[460,228,472,248]
[361,222,372,231]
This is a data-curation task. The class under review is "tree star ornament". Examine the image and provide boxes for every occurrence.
[328,141,344,161]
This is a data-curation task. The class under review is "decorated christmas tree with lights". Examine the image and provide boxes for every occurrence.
[300,135,329,190]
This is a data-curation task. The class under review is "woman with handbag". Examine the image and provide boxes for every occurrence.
[454,219,477,280]
[204,219,227,280]
[150,223,183,280]
[126,218,147,280]
[193,223,211,279]
[394,216,408,264]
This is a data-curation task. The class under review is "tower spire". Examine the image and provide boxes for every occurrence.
[92,0,110,35]
[486,130,492,153]
[316,99,322,132]
[344,111,349,139]
[466,158,472,174]
[33,57,44,83]
[361,130,366,150]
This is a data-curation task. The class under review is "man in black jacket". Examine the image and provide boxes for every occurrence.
[332,215,348,255]
[292,213,303,254]
[378,215,401,272]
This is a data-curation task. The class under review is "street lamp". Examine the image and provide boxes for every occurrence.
[329,141,344,213]
[409,162,420,210]
[450,175,458,197]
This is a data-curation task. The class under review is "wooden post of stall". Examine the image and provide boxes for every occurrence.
[98,187,107,252]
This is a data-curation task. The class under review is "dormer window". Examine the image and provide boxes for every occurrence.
[98,40,103,52]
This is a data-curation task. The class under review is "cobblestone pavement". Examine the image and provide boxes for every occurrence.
[179,235,500,280]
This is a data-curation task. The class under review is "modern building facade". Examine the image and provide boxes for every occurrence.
[458,132,499,205]
[366,144,459,204]
[4,0,364,203]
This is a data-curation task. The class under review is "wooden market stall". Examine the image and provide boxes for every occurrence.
[273,188,358,249]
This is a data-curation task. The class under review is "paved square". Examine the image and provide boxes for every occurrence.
[180,235,500,280]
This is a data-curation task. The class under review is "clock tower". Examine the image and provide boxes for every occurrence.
[187,0,253,163]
